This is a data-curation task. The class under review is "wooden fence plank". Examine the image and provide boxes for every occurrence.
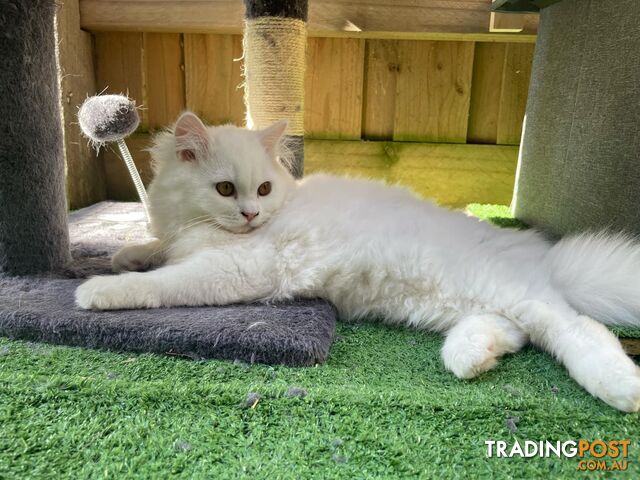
[57,0,106,208]
[393,41,475,143]
[467,42,507,144]
[305,37,365,139]
[94,32,146,127]
[184,34,245,126]
[362,39,399,140]
[143,33,186,130]
[496,43,535,145]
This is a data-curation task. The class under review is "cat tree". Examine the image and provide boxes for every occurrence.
[512,0,640,236]
[0,0,335,365]
[0,0,70,275]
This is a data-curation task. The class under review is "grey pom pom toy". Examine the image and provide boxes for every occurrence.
[78,95,149,221]
[78,94,140,144]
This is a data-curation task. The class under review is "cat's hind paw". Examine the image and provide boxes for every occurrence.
[442,333,499,379]
[586,358,640,413]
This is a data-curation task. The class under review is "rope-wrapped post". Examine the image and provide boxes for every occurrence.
[243,0,308,178]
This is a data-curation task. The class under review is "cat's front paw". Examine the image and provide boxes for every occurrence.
[75,274,159,310]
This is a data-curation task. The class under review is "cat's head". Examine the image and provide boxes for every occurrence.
[149,112,295,235]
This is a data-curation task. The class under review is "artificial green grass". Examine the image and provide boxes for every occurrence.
[465,203,527,230]
[1,205,639,479]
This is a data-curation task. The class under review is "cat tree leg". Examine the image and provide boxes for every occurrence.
[243,0,308,178]
[512,0,640,236]
[0,0,71,274]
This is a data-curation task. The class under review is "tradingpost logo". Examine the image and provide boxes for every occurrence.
[485,439,631,472]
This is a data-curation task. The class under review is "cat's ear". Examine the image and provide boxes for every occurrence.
[258,119,288,156]
[174,112,208,162]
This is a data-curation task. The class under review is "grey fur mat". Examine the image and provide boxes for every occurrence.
[0,202,336,366]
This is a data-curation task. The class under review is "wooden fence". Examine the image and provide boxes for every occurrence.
[94,33,534,144]
[94,33,533,208]
[56,0,540,209]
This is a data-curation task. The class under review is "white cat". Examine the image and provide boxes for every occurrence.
[76,112,640,412]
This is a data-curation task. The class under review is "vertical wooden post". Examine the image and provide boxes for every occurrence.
[57,0,106,209]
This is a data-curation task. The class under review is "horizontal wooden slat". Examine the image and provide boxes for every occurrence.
[80,0,537,41]
[105,135,518,207]
[305,140,518,206]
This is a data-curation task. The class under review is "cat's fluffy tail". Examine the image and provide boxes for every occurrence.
[545,232,640,326]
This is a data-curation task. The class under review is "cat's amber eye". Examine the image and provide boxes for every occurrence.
[258,181,272,196]
[216,181,235,197]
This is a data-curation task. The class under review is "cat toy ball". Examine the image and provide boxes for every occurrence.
[78,95,150,221]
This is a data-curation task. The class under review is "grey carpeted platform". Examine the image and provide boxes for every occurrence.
[0,202,336,366]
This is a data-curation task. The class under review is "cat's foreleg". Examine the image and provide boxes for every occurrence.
[512,300,640,412]
[112,239,165,272]
[76,246,278,310]
[442,314,528,379]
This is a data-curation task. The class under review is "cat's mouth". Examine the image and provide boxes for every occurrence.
[227,223,260,235]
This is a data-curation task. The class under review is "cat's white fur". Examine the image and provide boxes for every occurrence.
[76,112,640,412]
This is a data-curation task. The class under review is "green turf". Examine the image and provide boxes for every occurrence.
[1,205,639,479]
[465,203,527,230]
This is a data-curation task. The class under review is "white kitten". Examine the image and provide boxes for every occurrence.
[77,112,640,412]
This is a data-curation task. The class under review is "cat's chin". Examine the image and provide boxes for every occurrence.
[225,223,261,235]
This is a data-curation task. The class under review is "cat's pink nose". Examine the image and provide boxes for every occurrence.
[241,211,259,222]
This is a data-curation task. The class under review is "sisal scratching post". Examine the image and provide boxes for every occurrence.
[513,0,640,236]
[0,0,71,274]
[243,0,308,178]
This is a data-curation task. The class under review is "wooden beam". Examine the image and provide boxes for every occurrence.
[305,140,518,207]
[57,0,107,209]
[80,0,538,41]
[489,0,525,33]
[105,135,518,207]
[490,12,525,33]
